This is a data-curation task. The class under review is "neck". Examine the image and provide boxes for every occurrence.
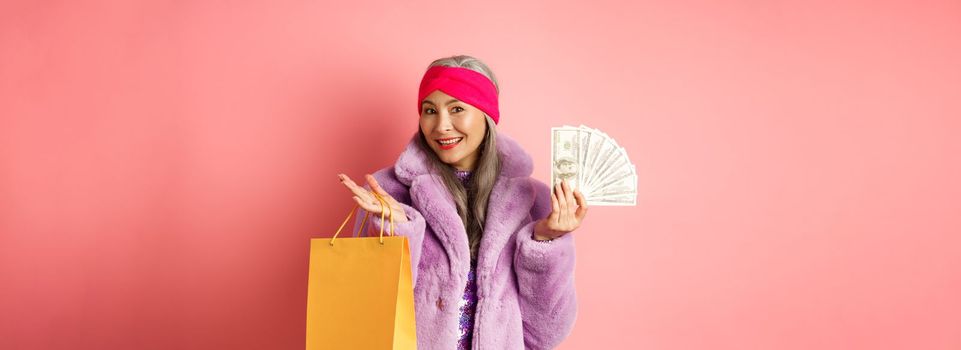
[452,150,479,172]
[452,163,475,172]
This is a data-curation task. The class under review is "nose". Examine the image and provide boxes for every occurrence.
[434,110,454,132]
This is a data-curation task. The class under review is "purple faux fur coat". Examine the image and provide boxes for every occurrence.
[353,131,577,350]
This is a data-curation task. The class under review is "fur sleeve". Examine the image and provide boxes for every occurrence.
[513,178,578,349]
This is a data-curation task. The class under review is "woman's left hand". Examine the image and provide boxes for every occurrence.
[533,179,588,241]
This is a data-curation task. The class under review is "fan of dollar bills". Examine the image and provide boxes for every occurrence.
[551,125,637,206]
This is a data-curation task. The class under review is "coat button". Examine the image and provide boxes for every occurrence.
[436,297,444,310]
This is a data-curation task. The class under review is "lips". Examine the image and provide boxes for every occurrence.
[435,137,463,150]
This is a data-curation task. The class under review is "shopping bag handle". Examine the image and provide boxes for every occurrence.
[329,192,396,246]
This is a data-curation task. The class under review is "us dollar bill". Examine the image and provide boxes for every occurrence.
[551,125,637,206]
[551,126,581,191]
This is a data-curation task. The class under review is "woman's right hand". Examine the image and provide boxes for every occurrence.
[338,173,409,223]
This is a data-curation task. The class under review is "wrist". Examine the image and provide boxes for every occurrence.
[393,207,409,223]
[532,220,554,241]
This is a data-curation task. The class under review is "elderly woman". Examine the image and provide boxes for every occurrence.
[338,55,587,350]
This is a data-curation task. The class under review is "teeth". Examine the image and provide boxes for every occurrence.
[438,137,463,145]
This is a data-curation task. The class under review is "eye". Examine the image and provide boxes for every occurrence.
[423,108,435,114]
[452,106,464,113]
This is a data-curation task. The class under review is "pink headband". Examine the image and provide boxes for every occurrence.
[418,66,500,124]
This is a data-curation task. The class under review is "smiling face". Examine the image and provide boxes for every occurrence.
[419,90,489,171]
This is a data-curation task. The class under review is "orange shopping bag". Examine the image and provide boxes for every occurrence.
[306,193,417,349]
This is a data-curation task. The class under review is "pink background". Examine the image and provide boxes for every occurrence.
[2,0,960,349]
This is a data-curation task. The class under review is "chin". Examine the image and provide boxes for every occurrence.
[440,155,461,165]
